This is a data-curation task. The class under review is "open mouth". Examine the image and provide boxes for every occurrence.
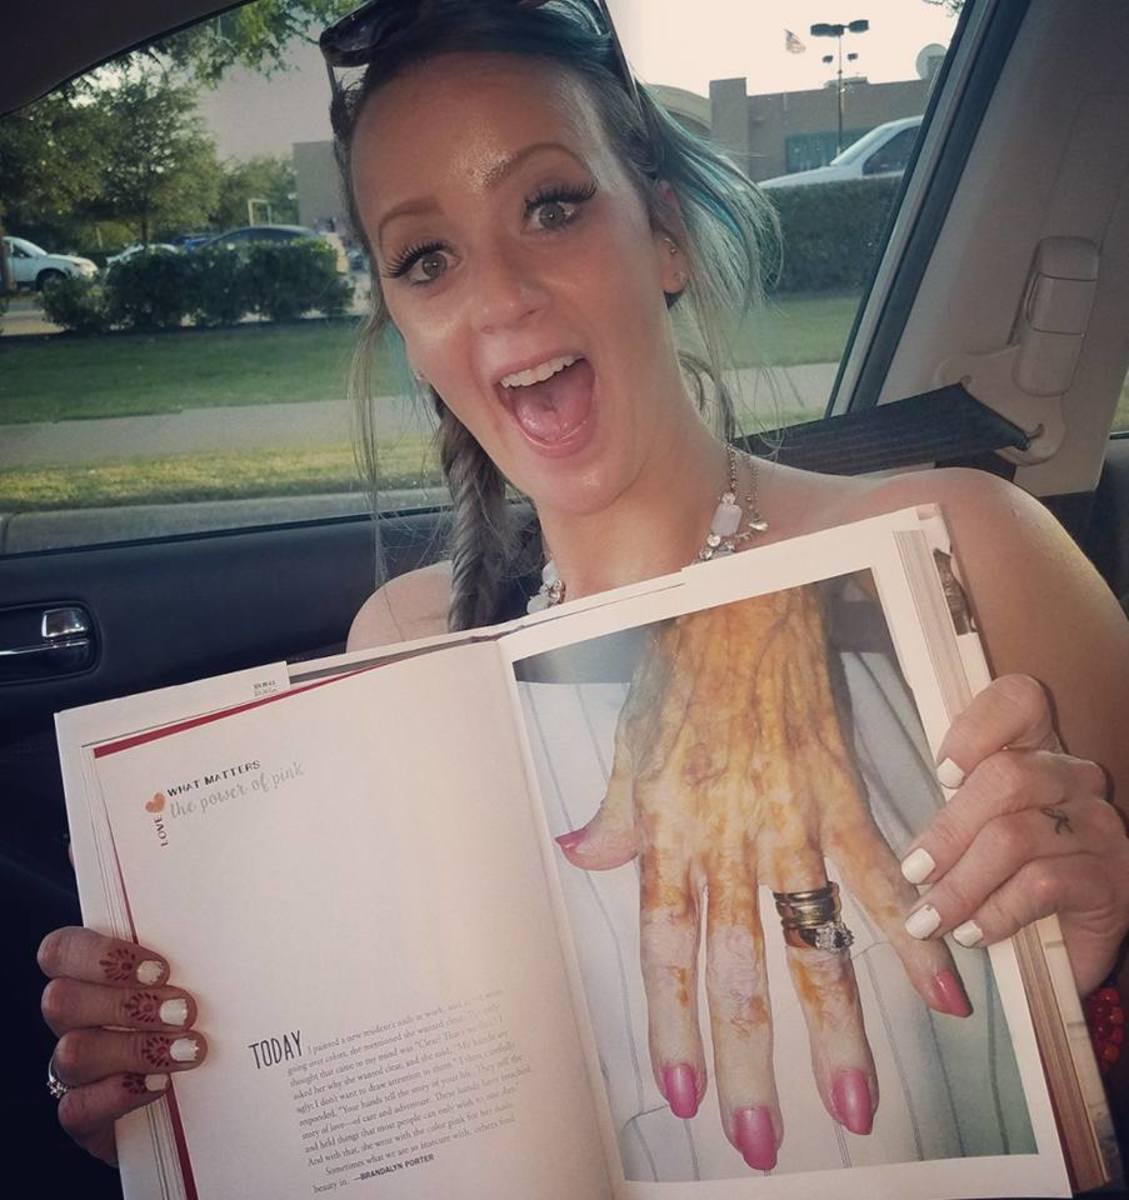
[497,354,595,447]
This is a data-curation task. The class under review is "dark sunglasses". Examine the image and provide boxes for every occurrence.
[319,0,640,110]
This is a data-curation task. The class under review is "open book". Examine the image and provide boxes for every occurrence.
[57,506,1118,1199]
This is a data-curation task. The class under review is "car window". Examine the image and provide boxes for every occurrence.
[0,0,965,555]
[863,127,918,175]
[1114,370,1129,435]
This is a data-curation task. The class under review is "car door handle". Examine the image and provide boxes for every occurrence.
[0,606,96,678]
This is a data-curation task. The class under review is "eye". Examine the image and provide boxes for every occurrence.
[525,181,597,233]
[385,242,452,286]
[407,249,450,284]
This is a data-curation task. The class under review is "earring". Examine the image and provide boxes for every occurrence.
[664,236,679,256]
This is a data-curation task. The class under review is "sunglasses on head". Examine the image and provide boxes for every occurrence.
[319,0,640,110]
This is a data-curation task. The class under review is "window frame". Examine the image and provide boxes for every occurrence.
[825,0,1031,416]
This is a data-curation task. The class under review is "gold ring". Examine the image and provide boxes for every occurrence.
[773,883,854,952]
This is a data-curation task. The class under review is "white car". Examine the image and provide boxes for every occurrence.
[2,235,98,289]
[759,115,923,190]
[105,242,182,267]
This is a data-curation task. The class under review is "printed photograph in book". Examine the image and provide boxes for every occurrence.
[513,573,1037,1182]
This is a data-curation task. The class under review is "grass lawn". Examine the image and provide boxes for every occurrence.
[0,439,440,513]
[3,289,1126,513]
[0,293,860,425]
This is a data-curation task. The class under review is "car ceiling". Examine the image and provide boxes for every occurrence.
[2,0,252,116]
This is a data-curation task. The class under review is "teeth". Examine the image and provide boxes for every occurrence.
[500,355,578,389]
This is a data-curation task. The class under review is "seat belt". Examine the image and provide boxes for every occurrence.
[740,382,1028,475]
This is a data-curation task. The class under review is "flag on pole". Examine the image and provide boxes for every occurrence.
[785,28,806,54]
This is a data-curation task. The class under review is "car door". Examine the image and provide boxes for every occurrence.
[3,0,1127,1189]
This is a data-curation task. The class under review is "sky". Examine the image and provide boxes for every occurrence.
[614,0,958,96]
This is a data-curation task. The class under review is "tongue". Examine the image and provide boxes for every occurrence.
[509,359,594,443]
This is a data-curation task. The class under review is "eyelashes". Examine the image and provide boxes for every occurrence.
[525,179,598,216]
[382,178,599,284]
[385,240,446,280]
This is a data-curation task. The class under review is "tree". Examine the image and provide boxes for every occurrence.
[213,156,299,230]
[0,87,108,242]
[152,0,355,85]
[92,71,222,244]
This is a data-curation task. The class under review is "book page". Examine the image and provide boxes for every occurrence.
[86,643,611,1200]
[498,510,1070,1200]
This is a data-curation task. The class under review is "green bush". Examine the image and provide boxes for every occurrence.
[105,250,194,330]
[40,275,111,335]
[242,239,353,323]
[187,245,253,327]
[0,290,7,334]
[766,176,901,293]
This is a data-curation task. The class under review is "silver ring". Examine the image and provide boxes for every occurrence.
[47,1056,73,1101]
[782,920,855,953]
[773,882,855,953]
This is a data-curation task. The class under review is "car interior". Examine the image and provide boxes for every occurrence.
[3,0,1128,1190]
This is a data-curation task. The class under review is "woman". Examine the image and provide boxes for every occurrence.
[38,0,1129,1176]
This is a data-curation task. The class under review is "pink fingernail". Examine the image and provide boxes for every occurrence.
[831,1069,874,1135]
[661,1063,699,1119]
[733,1106,777,1171]
[931,968,973,1018]
[554,827,586,853]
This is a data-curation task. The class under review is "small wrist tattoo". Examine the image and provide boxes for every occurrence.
[1041,805,1073,835]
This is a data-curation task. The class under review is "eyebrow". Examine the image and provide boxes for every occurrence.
[376,141,588,245]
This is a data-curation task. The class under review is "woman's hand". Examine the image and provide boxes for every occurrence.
[555,587,969,1171]
[38,926,207,1165]
[899,673,1129,995]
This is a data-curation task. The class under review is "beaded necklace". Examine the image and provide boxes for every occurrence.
[527,445,768,613]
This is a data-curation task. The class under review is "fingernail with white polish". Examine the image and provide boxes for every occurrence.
[136,960,164,986]
[170,1037,200,1063]
[900,847,936,885]
[936,758,965,789]
[145,1074,170,1092]
[905,904,942,939]
[159,998,189,1027]
[953,920,984,948]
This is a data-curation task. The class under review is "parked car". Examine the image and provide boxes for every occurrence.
[2,235,97,289]
[169,232,211,251]
[194,223,350,272]
[104,242,182,267]
[759,115,924,190]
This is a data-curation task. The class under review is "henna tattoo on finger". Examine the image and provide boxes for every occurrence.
[1041,806,1073,835]
[99,947,136,983]
[123,992,162,1025]
[122,1073,149,1095]
[141,1033,200,1068]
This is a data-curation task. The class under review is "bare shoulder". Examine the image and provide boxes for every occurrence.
[803,465,1124,646]
[346,561,452,652]
[789,463,1129,792]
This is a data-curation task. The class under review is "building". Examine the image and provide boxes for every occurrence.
[709,76,930,181]
[192,40,932,235]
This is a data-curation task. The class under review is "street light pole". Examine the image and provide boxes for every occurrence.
[810,19,870,155]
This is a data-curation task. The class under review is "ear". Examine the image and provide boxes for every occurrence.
[651,180,689,297]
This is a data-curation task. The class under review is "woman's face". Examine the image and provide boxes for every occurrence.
[350,53,687,516]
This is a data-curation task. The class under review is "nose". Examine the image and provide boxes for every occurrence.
[470,243,549,335]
